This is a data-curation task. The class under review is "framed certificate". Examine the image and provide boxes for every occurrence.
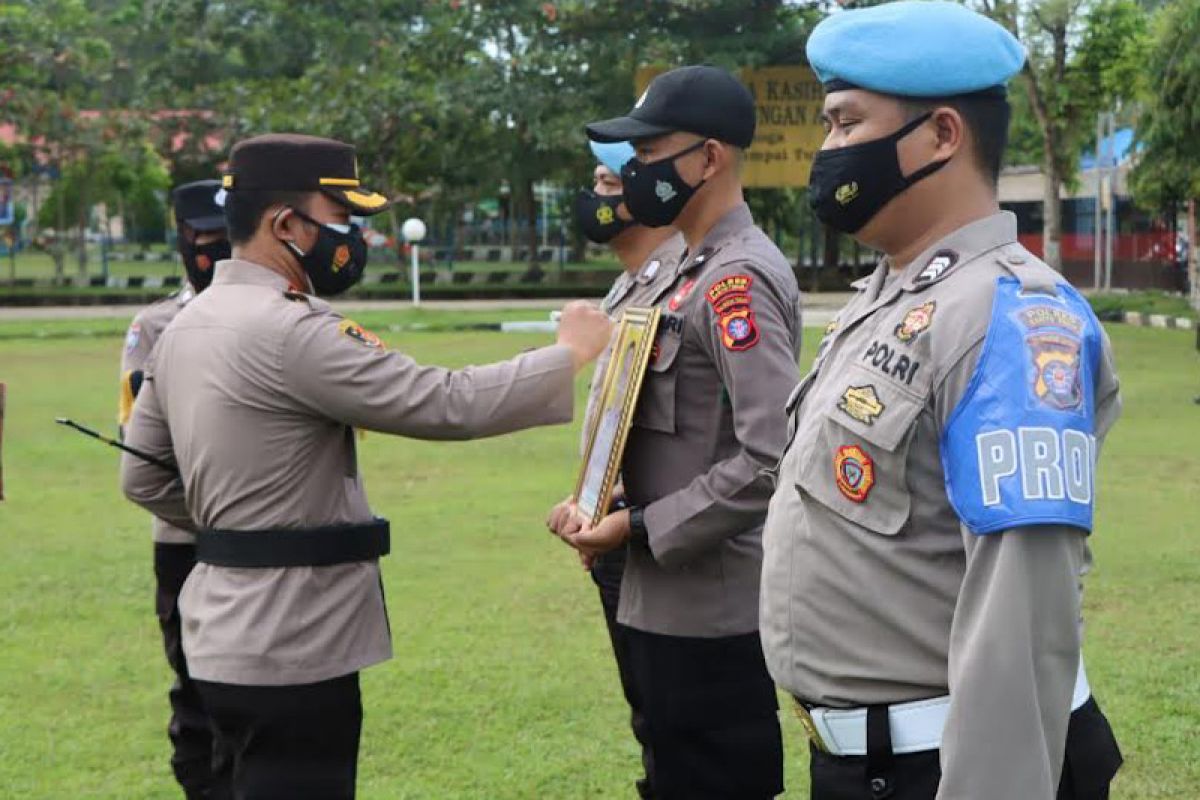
[573,306,661,527]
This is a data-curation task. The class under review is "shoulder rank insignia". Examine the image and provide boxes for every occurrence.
[838,385,885,425]
[894,301,936,343]
[834,444,875,503]
[914,250,959,286]
[338,319,382,349]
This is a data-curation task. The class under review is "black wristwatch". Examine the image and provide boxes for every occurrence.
[628,506,648,545]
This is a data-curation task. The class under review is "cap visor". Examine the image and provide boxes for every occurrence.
[184,214,227,232]
[586,116,675,144]
[322,186,391,216]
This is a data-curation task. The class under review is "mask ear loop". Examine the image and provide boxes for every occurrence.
[895,112,952,187]
[273,206,308,258]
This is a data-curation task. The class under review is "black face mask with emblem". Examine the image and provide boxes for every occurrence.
[575,189,632,243]
[177,227,230,293]
[279,207,368,297]
[620,140,707,228]
[807,113,949,235]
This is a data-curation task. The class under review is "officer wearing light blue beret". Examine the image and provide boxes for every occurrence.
[760,3,1123,799]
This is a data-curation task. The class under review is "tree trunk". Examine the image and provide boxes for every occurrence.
[1041,157,1063,273]
[1189,198,1198,312]
[522,176,540,277]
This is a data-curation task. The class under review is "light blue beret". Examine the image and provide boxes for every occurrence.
[807,1,1026,97]
[588,140,636,175]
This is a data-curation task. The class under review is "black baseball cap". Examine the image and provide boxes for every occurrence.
[221,133,390,216]
[586,66,756,149]
[172,180,226,232]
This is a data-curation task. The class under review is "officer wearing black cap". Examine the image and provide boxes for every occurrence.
[121,133,612,798]
[561,66,803,799]
[760,3,1123,799]
[117,178,229,799]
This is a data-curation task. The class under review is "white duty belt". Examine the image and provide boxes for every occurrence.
[793,658,1092,757]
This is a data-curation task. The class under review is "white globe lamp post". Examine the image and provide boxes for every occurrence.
[402,217,427,306]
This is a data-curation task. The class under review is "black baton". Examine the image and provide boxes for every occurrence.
[55,417,180,476]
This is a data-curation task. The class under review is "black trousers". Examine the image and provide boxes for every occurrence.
[154,542,221,799]
[591,547,656,798]
[808,696,1123,800]
[194,673,362,800]
[621,625,785,800]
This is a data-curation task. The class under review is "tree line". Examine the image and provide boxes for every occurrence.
[0,0,1196,295]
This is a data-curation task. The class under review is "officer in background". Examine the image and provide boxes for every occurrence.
[118,179,228,799]
[547,138,682,798]
[759,4,1123,798]
[561,66,803,799]
[121,133,612,799]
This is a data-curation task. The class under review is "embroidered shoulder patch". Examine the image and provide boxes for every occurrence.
[706,274,753,308]
[894,301,936,343]
[834,444,875,503]
[338,319,382,348]
[124,322,142,353]
[719,308,759,351]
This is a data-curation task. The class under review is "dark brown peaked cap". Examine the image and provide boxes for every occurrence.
[221,133,390,216]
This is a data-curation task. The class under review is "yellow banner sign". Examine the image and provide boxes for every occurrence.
[635,66,826,188]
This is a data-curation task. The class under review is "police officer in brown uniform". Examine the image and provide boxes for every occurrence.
[120,133,611,799]
[118,179,229,799]
[560,66,803,799]
[760,4,1122,799]
[549,138,682,798]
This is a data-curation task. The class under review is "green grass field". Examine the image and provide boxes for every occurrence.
[0,316,1197,798]
[0,250,620,282]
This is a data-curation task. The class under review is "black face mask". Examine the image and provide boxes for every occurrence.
[575,189,632,243]
[280,207,368,296]
[807,113,950,235]
[620,140,707,228]
[178,228,230,293]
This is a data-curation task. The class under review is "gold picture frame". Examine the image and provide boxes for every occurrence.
[573,306,661,527]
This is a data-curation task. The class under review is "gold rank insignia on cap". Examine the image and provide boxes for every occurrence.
[838,384,885,425]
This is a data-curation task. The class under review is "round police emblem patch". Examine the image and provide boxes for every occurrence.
[834,444,875,503]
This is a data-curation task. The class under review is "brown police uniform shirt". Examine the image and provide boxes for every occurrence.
[581,233,685,452]
[119,287,195,545]
[121,258,577,686]
[619,203,803,637]
[760,213,1122,799]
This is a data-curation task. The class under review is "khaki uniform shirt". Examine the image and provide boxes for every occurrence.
[121,258,577,686]
[119,287,195,544]
[760,213,1121,799]
[581,233,685,451]
[619,204,803,637]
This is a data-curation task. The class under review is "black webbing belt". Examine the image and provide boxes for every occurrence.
[196,518,390,568]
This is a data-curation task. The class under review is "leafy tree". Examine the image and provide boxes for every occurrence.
[979,0,1148,270]
[1129,0,1200,308]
